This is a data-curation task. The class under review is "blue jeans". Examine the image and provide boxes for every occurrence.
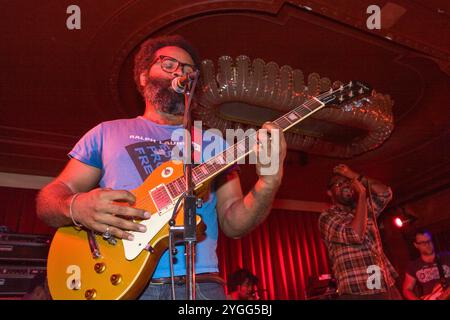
[138,282,226,300]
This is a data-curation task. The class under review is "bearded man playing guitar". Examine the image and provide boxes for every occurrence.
[36,35,287,300]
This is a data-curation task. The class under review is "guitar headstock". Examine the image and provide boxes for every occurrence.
[318,81,372,112]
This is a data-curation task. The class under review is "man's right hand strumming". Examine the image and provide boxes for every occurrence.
[69,188,151,241]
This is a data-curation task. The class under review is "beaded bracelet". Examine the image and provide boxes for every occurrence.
[69,193,83,228]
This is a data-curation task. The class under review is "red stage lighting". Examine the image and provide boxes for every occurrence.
[394,217,403,228]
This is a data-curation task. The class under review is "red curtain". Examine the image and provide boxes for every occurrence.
[217,209,331,300]
[0,187,54,235]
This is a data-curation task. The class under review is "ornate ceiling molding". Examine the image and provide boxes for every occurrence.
[195,55,394,158]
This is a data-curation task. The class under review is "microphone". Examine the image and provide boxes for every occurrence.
[171,71,199,93]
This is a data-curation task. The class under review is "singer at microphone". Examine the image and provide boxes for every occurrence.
[318,164,401,299]
[171,70,200,93]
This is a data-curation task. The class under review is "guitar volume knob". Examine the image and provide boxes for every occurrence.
[110,274,122,286]
[94,263,106,273]
[85,289,97,300]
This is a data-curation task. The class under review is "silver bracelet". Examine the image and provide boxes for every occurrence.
[69,193,83,228]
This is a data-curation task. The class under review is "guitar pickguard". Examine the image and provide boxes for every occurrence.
[122,204,175,260]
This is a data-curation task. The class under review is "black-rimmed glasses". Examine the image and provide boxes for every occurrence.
[150,55,196,74]
[415,240,432,246]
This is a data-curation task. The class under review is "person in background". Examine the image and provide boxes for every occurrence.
[403,228,450,300]
[319,164,401,299]
[227,268,260,300]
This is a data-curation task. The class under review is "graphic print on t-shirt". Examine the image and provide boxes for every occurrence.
[125,139,181,181]
[416,264,450,284]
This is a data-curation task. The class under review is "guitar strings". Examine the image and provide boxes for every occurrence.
[131,83,354,209]
[131,83,356,209]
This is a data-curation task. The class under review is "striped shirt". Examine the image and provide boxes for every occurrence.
[319,188,398,295]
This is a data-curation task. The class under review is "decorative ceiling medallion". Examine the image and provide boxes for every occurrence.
[195,55,394,158]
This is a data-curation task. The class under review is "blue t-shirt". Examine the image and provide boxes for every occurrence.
[69,116,232,278]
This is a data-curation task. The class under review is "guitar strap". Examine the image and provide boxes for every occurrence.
[435,254,447,289]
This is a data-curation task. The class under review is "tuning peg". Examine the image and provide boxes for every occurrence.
[343,104,353,112]
[354,100,363,108]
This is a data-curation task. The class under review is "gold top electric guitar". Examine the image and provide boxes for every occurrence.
[47,81,372,299]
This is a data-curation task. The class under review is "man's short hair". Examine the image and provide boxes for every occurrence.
[228,268,259,292]
[413,228,432,241]
[133,34,201,97]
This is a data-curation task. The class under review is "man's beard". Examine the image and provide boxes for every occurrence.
[143,77,185,115]
[335,187,356,207]
[337,196,355,207]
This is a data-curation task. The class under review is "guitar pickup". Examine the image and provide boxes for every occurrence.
[149,184,173,215]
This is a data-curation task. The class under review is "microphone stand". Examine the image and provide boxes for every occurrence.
[181,71,200,300]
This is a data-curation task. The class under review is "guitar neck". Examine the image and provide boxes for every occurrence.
[166,97,326,199]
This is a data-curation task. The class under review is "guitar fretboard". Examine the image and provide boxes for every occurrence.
[165,97,325,199]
